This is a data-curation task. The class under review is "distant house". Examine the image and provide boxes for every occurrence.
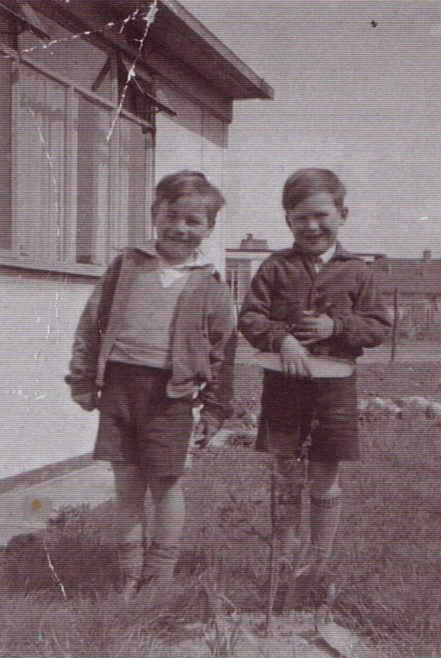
[226,235,385,310]
[0,0,273,478]
[372,250,441,338]
[353,252,387,264]
[227,237,441,339]
[226,234,271,308]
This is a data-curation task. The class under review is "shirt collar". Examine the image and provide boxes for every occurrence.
[316,244,337,264]
[292,242,337,263]
[135,239,211,269]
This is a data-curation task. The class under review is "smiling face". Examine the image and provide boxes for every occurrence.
[286,192,348,256]
[153,195,214,265]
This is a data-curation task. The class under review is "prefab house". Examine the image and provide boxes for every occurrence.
[0,0,273,479]
[226,234,272,312]
[372,250,441,339]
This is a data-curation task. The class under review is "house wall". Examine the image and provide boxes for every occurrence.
[226,252,272,308]
[382,292,441,339]
[0,10,232,478]
[0,268,98,478]
[155,80,227,273]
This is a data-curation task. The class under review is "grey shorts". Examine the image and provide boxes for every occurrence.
[94,362,194,477]
[256,369,360,463]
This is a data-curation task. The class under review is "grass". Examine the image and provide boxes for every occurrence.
[335,414,441,657]
[1,364,441,656]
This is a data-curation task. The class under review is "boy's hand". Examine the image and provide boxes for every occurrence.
[280,335,312,378]
[293,311,334,346]
[193,418,219,449]
[72,392,100,412]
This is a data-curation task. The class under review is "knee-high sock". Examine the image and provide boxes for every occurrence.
[277,491,303,563]
[112,463,148,581]
[142,542,180,582]
[275,457,304,564]
[142,477,185,581]
[118,516,145,581]
[310,493,342,575]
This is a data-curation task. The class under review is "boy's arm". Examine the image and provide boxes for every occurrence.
[238,260,291,352]
[65,280,103,400]
[238,261,311,377]
[65,256,122,400]
[331,268,391,349]
[199,283,237,433]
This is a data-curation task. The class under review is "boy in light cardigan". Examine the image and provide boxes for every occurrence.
[67,171,236,602]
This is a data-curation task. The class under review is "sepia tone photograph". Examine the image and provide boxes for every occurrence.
[0,0,440,656]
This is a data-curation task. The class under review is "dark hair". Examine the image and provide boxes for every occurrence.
[152,170,225,226]
[282,168,347,212]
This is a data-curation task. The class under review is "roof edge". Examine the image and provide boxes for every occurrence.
[158,0,274,100]
[13,0,274,101]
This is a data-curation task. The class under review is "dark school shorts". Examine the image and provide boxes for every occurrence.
[94,362,194,477]
[256,369,360,463]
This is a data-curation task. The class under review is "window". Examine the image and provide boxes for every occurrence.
[226,267,240,303]
[0,36,154,272]
[0,53,12,250]
[226,259,251,307]
[17,12,115,101]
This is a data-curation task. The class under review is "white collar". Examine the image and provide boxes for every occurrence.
[315,244,337,264]
[136,239,211,269]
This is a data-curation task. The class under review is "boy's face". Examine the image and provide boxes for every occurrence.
[154,195,214,264]
[285,192,347,256]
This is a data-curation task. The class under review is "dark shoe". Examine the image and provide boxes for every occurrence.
[284,568,335,611]
[272,557,293,614]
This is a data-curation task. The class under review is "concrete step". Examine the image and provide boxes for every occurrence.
[0,461,114,546]
[0,425,235,547]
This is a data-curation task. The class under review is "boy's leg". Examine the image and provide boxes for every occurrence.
[273,455,305,613]
[308,461,342,578]
[142,475,185,584]
[284,461,341,610]
[257,372,311,564]
[306,375,357,581]
[275,455,304,564]
[112,462,148,593]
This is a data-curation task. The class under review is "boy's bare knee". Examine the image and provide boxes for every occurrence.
[275,455,303,477]
[112,462,147,506]
[149,475,182,502]
[309,461,341,497]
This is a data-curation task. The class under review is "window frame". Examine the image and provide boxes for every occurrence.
[226,266,240,303]
[0,44,154,276]
[226,258,252,310]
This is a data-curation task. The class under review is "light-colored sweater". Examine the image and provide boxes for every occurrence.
[110,269,189,370]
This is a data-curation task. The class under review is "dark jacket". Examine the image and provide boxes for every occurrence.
[238,243,391,361]
[66,247,237,428]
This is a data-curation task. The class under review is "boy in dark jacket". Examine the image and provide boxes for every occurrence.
[66,171,236,602]
[239,168,390,605]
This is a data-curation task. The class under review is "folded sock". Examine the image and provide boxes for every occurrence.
[310,493,342,575]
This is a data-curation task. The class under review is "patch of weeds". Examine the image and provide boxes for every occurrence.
[328,417,441,655]
[1,503,120,600]
[0,591,170,658]
[183,448,272,610]
[225,430,256,448]
[2,408,441,657]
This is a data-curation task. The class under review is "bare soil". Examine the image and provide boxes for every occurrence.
[230,361,441,427]
[357,362,441,401]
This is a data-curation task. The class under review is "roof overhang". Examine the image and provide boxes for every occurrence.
[103,0,274,101]
[12,0,274,102]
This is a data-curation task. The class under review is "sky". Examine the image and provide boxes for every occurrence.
[181,0,441,258]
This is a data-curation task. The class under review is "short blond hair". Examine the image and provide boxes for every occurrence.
[152,170,225,226]
[283,168,347,212]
